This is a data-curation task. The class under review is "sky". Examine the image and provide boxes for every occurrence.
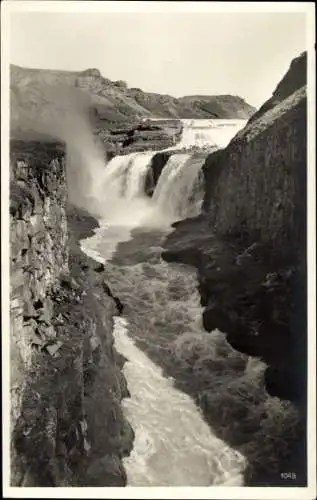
[8,5,310,108]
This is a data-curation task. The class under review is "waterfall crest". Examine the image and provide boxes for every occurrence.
[91,118,247,224]
[166,118,246,150]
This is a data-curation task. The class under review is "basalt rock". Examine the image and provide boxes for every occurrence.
[144,151,174,196]
[163,52,307,408]
[248,51,306,124]
[96,119,182,158]
[10,140,133,486]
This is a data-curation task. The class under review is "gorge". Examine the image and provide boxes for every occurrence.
[9,51,307,488]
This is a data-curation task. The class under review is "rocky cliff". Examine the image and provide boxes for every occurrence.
[10,140,133,486]
[96,119,183,160]
[163,52,307,484]
[248,51,307,124]
[202,86,306,250]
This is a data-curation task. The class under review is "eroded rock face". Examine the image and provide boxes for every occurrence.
[165,52,307,401]
[248,51,307,124]
[10,141,68,430]
[96,119,183,159]
[10,141,133,486]
[203,86,306,252]
[162,53,307,484]
[144,151,174,196]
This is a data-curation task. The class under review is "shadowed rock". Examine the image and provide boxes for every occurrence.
[163,52,307,485]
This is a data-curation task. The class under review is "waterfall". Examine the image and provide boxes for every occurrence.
[93,119,246,224]
[151,153,204,221]
[98,151,205,227]
[93,151,156,224]
[97,152,153,200]
[124,152,156,200]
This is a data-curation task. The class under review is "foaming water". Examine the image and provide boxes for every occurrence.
[93,151,205,227]
[114,316,245,486]
[152,153,191,216]
[91,152,153,221]
[152,153,204,221]
[125,152,155,200]
[81,229,248,486]
[96,151,155,202]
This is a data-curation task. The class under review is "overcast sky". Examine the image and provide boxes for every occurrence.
[9,7,309,108]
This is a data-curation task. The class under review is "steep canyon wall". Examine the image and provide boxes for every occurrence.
[203,86,306,254]
[10,140,133,486]
[163,51,308,485]
[164,51,307,412]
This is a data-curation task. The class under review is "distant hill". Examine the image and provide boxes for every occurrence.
[10,64,256,130]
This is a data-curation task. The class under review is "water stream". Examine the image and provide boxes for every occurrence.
[81,119,251,486]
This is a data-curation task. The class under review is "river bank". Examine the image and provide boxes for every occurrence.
[162,216,306,485]
[161,52,308,485]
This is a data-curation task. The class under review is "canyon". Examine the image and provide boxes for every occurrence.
[8,51,307,488]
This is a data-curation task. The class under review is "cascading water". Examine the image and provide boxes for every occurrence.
[91,152,155,226]
[81,119,250,486]
[124,152,155,200]
[90,118,247,225]
[97,151,155,201]
[152,153,204,221]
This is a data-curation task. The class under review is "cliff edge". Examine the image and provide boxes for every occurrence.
[10,140,133,486]
[163,52,307,485]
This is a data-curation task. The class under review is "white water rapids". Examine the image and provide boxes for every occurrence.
[81,119,252,486]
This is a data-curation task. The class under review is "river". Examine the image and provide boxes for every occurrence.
[81,119,256,486]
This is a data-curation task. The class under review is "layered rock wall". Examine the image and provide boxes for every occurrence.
[162,52,308,484]
[96,120,182,160]
[10,140,133,486]
[10,141,68,430]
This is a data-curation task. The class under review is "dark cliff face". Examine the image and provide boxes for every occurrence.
[165,51,307,400]
[10,140,133,486]
[203,86,306,253]
[248,52,307,124]
[163,52,307,484]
